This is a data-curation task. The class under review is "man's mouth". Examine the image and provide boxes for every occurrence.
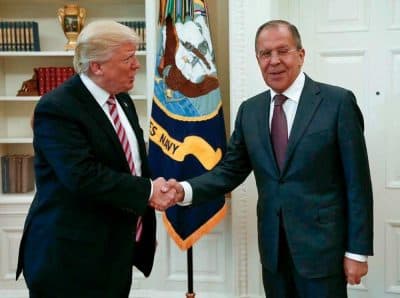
[269,70,285,76]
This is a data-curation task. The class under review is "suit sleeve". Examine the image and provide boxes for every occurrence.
[337,91,373,255]
[33,97,151,215]
[189,101,253,204]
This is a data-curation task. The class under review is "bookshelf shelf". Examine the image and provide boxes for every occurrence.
[0,96,39,102]
[129,94,147,101]
[0,138,33,144]
[0,192,35,204]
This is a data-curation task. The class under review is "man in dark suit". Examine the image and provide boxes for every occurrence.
[16,20,177,298]
[167,20,373,297]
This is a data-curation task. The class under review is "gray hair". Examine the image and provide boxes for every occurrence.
[254,20,303,52]
[73,20,140,74]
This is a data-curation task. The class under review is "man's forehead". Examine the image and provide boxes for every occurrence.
[257,27,294,45]
[261,24,290,35]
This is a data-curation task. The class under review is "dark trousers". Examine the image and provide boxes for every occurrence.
[29,290,50,298]
[262,223,347,298]
[29,288,131,298]
[28,273,132,298]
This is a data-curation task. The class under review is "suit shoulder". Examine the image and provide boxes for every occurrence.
[35,76,80,111]
[239,91,269,111]
[246,90,269,103]
[315,80,354,99]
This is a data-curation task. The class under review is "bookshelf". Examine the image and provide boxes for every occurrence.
[0,0,157,292]
[0,0,156,194]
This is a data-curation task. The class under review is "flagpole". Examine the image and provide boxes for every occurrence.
[186,247,195,298]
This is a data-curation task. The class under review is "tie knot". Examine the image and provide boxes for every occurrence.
[106,95,116,106]
[274,94,287,106]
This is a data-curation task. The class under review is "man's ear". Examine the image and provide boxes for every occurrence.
[298,48,305,67]
[89,61,103,76]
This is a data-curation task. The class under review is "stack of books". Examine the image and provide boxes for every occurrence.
[119,21,146,51]
[35,67,75,95]
[1,155,35,193]
[0,21,40,51]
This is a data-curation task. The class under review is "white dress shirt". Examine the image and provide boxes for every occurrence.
[269,72,304,135]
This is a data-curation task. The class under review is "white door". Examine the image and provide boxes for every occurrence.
[287,1,400,297]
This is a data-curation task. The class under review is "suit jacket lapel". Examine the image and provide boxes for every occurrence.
[116,95,140,137]
[284,75,322,171]
[259,90,281,176]
[71,76,131,171]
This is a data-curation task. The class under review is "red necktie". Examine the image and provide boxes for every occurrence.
[107,96,143,241]
[271,94,288,172]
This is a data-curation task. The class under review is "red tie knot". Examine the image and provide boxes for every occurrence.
[107,95,116,106]
[274,94,287,106]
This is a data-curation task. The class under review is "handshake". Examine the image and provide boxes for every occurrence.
[149,177,184,211]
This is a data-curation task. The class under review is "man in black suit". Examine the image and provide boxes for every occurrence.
[167,20,373,297]
[16,20,177,298]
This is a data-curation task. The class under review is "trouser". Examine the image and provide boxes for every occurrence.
[262,221,347,298]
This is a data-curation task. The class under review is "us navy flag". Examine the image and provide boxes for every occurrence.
[148,0,227,250]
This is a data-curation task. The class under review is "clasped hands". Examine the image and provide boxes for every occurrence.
[149,177,184,211]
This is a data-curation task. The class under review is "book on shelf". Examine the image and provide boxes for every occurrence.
[0,22,3,51]
[34,66,76,96]
[16,157,23,192]
[119,20,146,51]
[1,154,35,194]
[15,22,22,51]
[21,155,35,193]
[10,22,16,51]
[1,21,10,51]
[30,21,40,51]
[7,156,17,193]
[23,21,30,51]
[0,20,40,52]
[1,156,9,193]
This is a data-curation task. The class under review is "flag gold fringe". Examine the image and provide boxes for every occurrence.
[162,202,228,250]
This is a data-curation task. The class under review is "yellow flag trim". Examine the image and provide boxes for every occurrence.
[150,117,222,170]
[162,202,228,250]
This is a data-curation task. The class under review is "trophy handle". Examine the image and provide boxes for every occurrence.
[57,8,67,38]
[79,8,87,27]
[57,8,65,25]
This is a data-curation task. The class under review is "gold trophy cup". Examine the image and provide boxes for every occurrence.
[57,4,86,50]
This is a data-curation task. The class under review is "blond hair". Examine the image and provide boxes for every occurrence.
[73,20,139,74]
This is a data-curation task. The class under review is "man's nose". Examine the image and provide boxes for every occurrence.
[269,53,281,64]
[132,58,140,69]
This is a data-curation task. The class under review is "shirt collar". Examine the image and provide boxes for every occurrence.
[270,72,305,104]
[80,73,111,107]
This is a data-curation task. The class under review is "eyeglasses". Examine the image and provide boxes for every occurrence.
[257,48,299,61]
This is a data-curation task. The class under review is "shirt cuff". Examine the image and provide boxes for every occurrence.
[148,179,153,201]
[177,181,193,206]
[345,252,368,262]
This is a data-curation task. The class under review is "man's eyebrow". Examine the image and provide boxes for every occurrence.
[123,52,136,60]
